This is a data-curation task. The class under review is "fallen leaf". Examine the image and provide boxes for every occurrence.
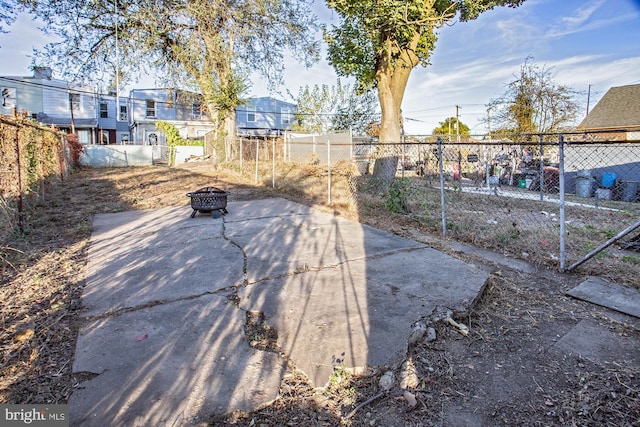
[136,333,148,342]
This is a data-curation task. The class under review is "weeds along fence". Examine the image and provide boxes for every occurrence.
[0,115,71,238]
[219,131,640,284]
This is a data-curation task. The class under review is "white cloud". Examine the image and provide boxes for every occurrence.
[401,53,640,135]
[547,0,639,39]
[561,0,606,28]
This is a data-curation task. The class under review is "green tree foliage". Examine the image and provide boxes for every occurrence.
[292,79,379,134]
[155,121,186,147]
[324,0,526,181]
[14,0,320,144]
[432,117,470,136]
[488,57,580,135]
[324,0,526,141]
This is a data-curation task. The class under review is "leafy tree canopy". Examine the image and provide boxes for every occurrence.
[291,79,379,134]
[0,0,17,33]
[323,0,526,181]
[432,117,470,136]
[10,0,320,142]
[488,56,580,135]
[323,0,526,136]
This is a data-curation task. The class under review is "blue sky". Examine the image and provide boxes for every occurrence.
[1,0,639,135]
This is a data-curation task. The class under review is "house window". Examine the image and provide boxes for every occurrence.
[146,100,156,118]
[119,105,127,121]
[69,93,80,111]
[148,133,158,144]
[77,130,91,144]
[121,133,129,144]
[247,106,256,122]
[100,103,108,118]
[281,108,291,125]
[2,87,16,108]
[192,102,202,120]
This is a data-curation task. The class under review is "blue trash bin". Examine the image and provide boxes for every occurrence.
[601,172,617,188]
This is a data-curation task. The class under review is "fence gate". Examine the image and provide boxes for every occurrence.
[152,144,170,165]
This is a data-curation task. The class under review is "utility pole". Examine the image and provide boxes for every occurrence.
[486,107,492,190]
[586,84,592,116]
[69,92,76,134]
[455,105,461,189]
[455,105,461,143]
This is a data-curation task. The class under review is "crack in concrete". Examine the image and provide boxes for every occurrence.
[222,215,249,287]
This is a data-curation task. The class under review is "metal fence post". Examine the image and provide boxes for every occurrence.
[558,134,566,272]
[14,126,24,232]
[401,137,405,179]
[255,139,259,183]
[327,138,332,205]
[437,137,447,236]
[240,138,243,174]
[272,137,276,188]
[539,134,545,201]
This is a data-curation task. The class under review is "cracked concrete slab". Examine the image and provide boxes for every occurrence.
[237,247,487,386]
[225,209,425,283]
[552,319,640,366]
[70,198,489,425]
[567,276,640,319]
[81,208,244,318]
[71,294,286,426]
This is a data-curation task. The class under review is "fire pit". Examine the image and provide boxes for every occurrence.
[186,187,229,218]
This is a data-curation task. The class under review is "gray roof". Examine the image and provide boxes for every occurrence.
[37,114,98,128]
[578,84,640,130]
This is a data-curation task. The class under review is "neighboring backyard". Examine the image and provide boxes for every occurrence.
[1,162,639,426]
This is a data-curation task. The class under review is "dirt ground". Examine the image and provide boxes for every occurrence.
[1,162,640,426]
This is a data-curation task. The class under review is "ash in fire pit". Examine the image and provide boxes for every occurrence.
[186,187,229,218]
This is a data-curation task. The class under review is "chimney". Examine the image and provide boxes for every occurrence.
[33,67,53,80]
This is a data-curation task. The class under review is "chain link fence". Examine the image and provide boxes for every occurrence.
[218,131,640,284]
[1,115,71,238]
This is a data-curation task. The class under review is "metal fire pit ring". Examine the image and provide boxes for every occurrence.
[186,186,229,218]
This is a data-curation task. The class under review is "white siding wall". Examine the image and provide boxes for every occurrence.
[41,81,96,119]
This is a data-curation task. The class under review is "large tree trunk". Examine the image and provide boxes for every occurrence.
[372,36,419,185]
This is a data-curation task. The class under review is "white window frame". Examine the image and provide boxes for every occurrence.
[246,106,256,122]
[2,87,16,108]
[77,129,91,144]
[120,133,129,144]
[146,100,156,118]
[119,105,127,121]
[192,102,202,120]
[100,102,108,118]
[69,93,81,112]
[281,108,291,125]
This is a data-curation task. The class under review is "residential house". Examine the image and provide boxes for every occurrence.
[578,83,640,140]
[236,97,296,137]
[572,83,640,198]
[96,92,131,145]
[128,88,216,145]
[2,70,298,145]
[1,67,99,144]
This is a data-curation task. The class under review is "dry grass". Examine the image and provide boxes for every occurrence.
[1,160,638,424]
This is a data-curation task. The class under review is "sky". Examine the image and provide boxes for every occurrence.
[1,0,639,135]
